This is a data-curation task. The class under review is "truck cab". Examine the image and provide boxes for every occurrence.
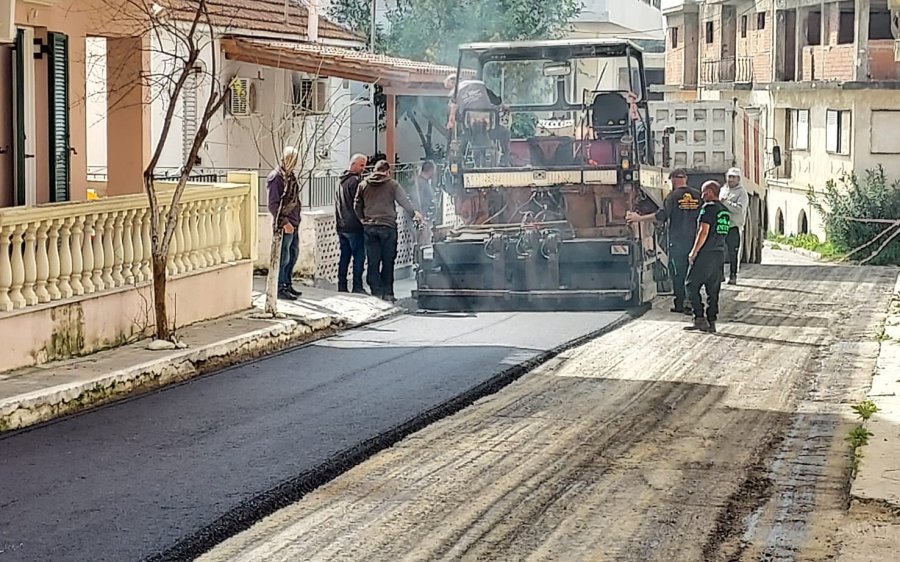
[416,39,666,311]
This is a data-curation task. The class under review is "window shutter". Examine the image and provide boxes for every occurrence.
[47,32,70,203]
[13,28,26,205]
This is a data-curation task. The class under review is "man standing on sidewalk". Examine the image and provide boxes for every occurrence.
[267,147,302,301]
[336,154,368,294]
[720,168,749,285]
[685,180,731,334]
[626,168,701,314]
[354,160,423,302]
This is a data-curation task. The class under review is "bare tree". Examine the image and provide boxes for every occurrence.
[97,0,238,340]
[236,66,362,315]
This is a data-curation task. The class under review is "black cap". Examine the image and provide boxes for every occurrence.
[669,168,687,179]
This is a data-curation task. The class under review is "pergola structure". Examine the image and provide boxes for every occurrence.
[220,38,475,162]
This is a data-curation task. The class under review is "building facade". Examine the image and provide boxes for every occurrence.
[662,0,900,239]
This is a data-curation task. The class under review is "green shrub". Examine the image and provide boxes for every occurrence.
[809,166,900,266]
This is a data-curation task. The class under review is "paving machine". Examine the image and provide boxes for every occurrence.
[415,39,668,311]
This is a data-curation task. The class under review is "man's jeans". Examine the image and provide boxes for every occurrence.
[279,231,299,289]
[725,227,741,279]
[686,251,725,323]
[338,231,366,292]
[669,244,691,309]
[364,225,398,298]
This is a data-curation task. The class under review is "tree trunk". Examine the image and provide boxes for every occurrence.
[265,228,284,315]
[151,252,172,341]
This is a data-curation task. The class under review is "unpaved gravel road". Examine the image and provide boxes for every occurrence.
[201,253,898,562]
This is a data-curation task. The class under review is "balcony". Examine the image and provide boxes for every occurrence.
[701,57,753,85]
[0,175,258,372]
[801,41,900,82]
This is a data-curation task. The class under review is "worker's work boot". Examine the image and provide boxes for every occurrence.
[727,274,737,286]
[684,317,710,332]
[705,321,717,333]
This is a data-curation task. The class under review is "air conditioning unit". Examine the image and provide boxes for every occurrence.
[1,0,14,44]
[228,77,254,117]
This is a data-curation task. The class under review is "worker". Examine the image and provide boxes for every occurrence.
[720,167,749,285]
[444,74,511,166]
[354,160,423,302]
[684,180,731,334]
[626,168,701,314]
[412,161,438,250]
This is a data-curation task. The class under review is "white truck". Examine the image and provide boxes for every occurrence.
[641,99,769,264]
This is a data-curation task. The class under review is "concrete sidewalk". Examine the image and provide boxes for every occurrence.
[0,278,405,433]
[852,273,900,509]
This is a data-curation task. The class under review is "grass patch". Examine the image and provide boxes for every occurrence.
[768,233,840,259]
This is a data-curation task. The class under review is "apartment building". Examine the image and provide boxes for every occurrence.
[661,0,900,239]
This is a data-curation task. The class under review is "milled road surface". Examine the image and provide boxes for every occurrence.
[0,311,625,562]
[201,256,898,561]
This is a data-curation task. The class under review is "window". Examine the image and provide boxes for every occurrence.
[826,110,851,155]
[790,109,809,151]
[838,11,855,44]
[757,12,766,30]
[670,27,679,48]
[870,110,900,154]
[741,16,748,38]
[705,21,714,43]
[292,75,328,113]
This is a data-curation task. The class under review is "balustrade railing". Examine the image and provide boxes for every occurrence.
[0,181,256,313]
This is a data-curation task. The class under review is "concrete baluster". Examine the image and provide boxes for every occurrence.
[57,218,74,299]
[22,222,38,306]
[122,210,135,285]
[0,226,14,311]
[189,202,205,269]
[81,215,97,293]
[232,196,244,260]
[206,199,221,266]
[72,216,87,295]
[173,204,187,274]
[112,211,126,287]
[140,209,153,281]
[9,224,27,308]
[220,197,235,263]
[102,212,115,288]
[34,221,52,303]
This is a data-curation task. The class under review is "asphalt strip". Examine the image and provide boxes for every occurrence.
[146,305,647,562]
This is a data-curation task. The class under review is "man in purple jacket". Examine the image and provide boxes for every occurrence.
[267,147,302,300]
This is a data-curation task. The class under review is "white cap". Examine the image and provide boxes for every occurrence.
[726,167,741,178]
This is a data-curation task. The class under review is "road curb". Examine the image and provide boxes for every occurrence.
[148,306,645,562]
[0,306,403,435]
[851,273,900,508]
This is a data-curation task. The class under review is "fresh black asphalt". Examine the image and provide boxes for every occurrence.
[0,310,626,562]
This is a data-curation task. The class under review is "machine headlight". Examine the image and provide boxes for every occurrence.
[621,159,630,170]
[422,247,434,261]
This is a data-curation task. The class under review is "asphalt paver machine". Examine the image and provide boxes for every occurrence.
[415,39,668,311]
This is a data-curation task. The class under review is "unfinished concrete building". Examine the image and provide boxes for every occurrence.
[661,0,900,239]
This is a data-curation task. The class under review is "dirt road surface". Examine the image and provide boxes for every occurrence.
[201,253,898,562]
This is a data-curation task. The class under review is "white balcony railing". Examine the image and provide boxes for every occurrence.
[0,178,257,313]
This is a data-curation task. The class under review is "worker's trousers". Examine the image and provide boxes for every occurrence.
[686,251,725,323]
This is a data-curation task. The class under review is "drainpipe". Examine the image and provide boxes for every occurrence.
[307,0,319,43]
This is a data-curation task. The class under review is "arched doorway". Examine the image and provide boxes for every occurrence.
[775,208,785,235]
[798,209,809,235]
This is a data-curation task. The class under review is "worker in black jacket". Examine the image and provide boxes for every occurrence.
[626,169,702,314]
[335,154,368,294]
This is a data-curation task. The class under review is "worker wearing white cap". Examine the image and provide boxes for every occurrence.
[720,167,749,285]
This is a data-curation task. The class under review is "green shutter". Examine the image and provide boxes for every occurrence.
[13,29,26,206]
[47,32,70,203]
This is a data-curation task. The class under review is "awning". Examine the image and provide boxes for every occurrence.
[220,38,471,96]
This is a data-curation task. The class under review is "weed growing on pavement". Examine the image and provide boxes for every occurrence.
[848,399,879,479]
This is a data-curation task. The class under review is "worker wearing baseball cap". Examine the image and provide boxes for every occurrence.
[720,168,749,285]
[626,168,702,314]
